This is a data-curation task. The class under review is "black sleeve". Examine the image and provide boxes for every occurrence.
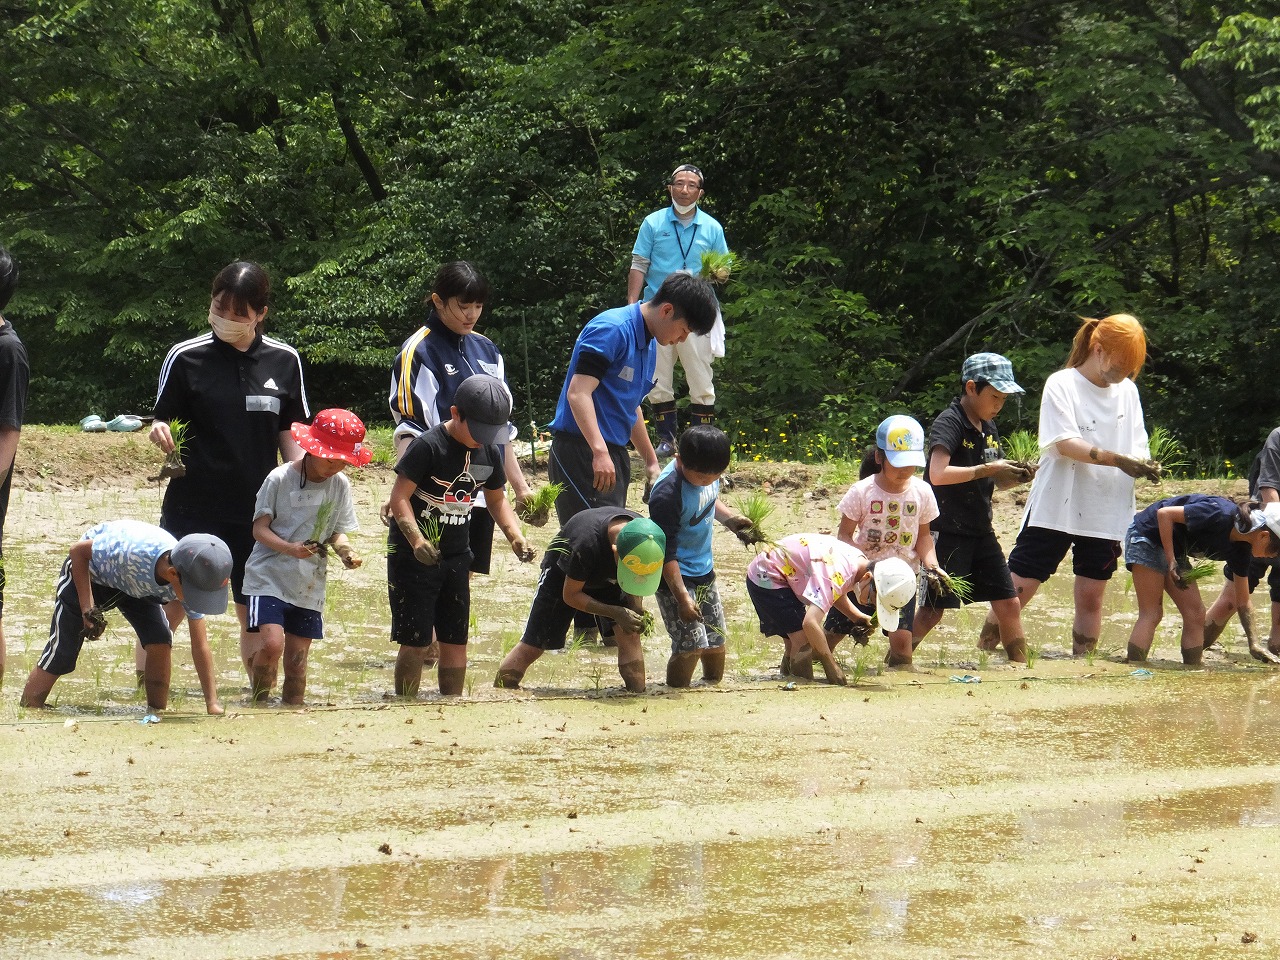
[573,349,611,382]
[0,336,29,430]
[395,434,433,486]
[647,475,682,564]
[1254,429,1280,497]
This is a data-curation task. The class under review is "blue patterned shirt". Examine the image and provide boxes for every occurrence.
[84,520,203,618]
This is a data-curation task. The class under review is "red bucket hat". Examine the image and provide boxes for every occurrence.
[291,409,373,467]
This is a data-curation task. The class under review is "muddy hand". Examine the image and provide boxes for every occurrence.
[413,540,441,566]
[81,605,108,642]
[611,605,644,634]
[379,499,393,528]
[513,494,535,523]
[337,547,362,569]
[641,477,653,504]
[724,514,761,546]
[1114,454,1162,482]
[1248,640,1280,665]
[512,539,536,563]
[677,596,703,623]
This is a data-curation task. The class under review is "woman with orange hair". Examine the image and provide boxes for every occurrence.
[982,314,1161,657]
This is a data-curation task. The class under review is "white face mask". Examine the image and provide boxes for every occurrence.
[209,310,257,347]
[672,200,698,215]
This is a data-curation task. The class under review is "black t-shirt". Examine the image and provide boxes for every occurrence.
[395,422,506,561]
[0,320,29,433]
[154,332,309,523]
[545,506,639,588]
[925,398,1001,536]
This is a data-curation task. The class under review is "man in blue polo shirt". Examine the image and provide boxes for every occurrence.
[627,164,731,457]
[549,273,719,524]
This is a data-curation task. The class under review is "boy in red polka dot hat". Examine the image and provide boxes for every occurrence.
[241,408,371,704]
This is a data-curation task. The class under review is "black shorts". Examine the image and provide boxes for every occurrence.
[469,507,495,575]
[159,511,254,607]
[520,561,625,650]
[1226,557,1280,603]
[923,530,1017,609]
[36,558,172,676]
[1007,525,1121,583]
[549,431,631,524]
[387,541,471,647]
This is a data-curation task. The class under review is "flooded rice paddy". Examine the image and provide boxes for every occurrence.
[3,470,1280,957]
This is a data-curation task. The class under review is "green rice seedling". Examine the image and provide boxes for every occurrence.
[1177,558,1220,586]
[930,568,974,605]
[1002,430,1041,467]
[700,251,738,285]
[1026,643,1041,668]
[733,489,777,547]
[1146,425,1186,478]
[517,483,563,525]
[638,610,656,639]
[304,499,337,556]
[150,419,190,482]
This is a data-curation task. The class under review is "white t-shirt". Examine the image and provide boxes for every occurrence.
[1023,367,1149,541]
[242,461,359,612]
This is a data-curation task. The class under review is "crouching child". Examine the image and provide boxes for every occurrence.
[21,523,232,712]
[495,510,666,693]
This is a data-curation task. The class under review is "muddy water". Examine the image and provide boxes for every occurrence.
[4,673,1280,959]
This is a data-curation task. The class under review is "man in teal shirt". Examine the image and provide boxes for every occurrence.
[627,164,730,457]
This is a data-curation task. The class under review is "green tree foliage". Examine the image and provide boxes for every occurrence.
[4,0,1280,463]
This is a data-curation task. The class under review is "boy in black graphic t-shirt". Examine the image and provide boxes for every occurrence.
[387,375,534,697]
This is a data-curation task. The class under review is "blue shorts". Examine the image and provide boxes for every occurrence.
[246,594,324,640]
[1008,525,1121,583]
[1123,528,1170,574]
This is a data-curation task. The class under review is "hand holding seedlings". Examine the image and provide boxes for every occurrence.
[413,540,441,566]
[1114,453,1163,482]
[284,541,319,560]
[722,513,762,546]
[335,544,362,569]
[513,483,562,527]
[511,537,536,563]
[610,605,645,634]
[147,419,189,482]
[677,593,703,623]
[80,605,108,642]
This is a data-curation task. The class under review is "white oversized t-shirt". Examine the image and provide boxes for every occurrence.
[1023,367,1149,541]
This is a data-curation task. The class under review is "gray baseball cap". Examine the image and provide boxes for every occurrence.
[171,534,232,615]
[455,374,513,446]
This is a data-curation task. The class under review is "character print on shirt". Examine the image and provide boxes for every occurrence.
[412,451,494,526]
[869,501,884,514]
[905,503,916,516]
[887,501,900,514]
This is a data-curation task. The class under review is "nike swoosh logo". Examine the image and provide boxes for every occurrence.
[689,502,715,526]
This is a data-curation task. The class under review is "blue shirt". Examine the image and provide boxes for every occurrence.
[632,206,729,300]
[550,303,656,448]
[84,520,203,618]
[647,460,719,580]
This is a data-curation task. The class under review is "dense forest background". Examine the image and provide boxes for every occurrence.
[5,1,1280,467]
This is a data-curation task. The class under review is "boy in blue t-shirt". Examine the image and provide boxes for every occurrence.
[647,426,758,686]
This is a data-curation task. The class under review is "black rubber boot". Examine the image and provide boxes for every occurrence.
[653,402,678,458]
[689,403,715,428]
